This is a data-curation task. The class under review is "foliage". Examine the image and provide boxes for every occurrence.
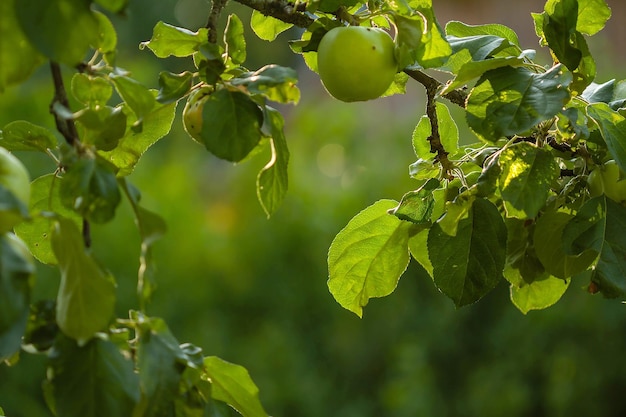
[0,0,623,415]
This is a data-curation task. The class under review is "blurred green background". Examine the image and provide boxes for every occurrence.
[2,0,626,416]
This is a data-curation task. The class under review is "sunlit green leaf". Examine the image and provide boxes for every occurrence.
[428,198,506,307]
[48,334,139,417]
[498,142,560,219]
[0,0,44,92]
[110,75,156,121]
[250,10,293,41]
[466,65,572,142]
[198,89,263,162]
[15,0,99,66]
[99,101,177,176]
[14,174,81,265]
[328,200,411,317]
[0,120,57,152]
[93,10,117,54]
[389,178,439,224]
[224,14,246,65]
[445,21,520,47]
[71,73,114,107]
[575,0,611,35]
[204,356,269,417]
[230,65,300,104]
[257,108,289,218]
[51,218,116,343]
[393,11,451,69]
[507,267,570,314]
[0,233,35,361]
[412,102,458,160]
[140,21,209,58]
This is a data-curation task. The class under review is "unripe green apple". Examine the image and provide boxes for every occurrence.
[317,26,397,102]
[587,160,626,202]
[0,147,30,232]
[182,88,212,143]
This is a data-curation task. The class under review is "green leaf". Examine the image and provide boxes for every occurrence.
[51,218,116,343]
[466,65,572,142]
[198,89,263,162]
[534,210,597,278]
[120,180,166,307]
[93,10,117,55]
[563,197,626,297]
[393,11,451,69]
[230,65,300,104]
[99,101,177,176]
[328,200,411,317]
[224,14,246,65]
[498,142,560,219]
[135,315,189,417]
[507,268,570,314]
[408,225,433,276]
[110,75,156,121]
[0,233,35,361]
[389,178,439,224]
[446,35,512,62]
[587,102,626,174]
[412,101,459,160]
[428,198,506,307]
[257,108,289,218]
[442,56,526,94]
[15,0,99,66]
[445,21,520,47]
[0,0,44,92]
[71,73,113,107]
[48,334,139,417]
[140,21,209,58]
[576,0,611,36]
[94,0,128,13]
[250,10,293,41]
[156,71,193,104]
[59,156,121,223]
[14,174,81,265]
[204,356,269,417]
[0,120,57,152]
[75,105,127,151]
[582,79,615,104]
[542,0,582,70]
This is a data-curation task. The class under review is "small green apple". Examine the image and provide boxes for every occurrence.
[317,26,397,102]
[587,160,626,202]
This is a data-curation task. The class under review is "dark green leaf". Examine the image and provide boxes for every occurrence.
[94,0,128,13]
[542,0,582,70]
[563,197,626,297]
[230,65,300,104]
[428,198,506,307]
[198,89,263,162]
[14,174,81,265]
[75,105,127,151]
[587,102,626,173]
[204,356,269,417]
[140,21,209,58]
[0,120,57,152]
[582,79,615,104]
[48,334,139,417]
[442,56,526,94]
[498,142,560,219]
[412,102,458,160]
[257,107,289,218]
[0,0,44,92]
[60,156,121,223]
[445,21,520,47]
[15,0,99,66]
[534,210,596,278]
[224,14,246,65]
[466,65,572,142]
[99,101,177,176]
[250,10,293,41]
[328,200,411,317]
[156,71,193,104]
[0,233,35,361]
[51,218,116,343]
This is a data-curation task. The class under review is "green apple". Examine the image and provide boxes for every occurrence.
[317,26,397,102]
[0,147,30,232]
[587,160,626,202]
[182,87,212,143]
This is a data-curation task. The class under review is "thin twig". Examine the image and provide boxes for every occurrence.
[207,0,230,43]
[233,0,314,28]
[49,61,80,146]
[404,69,468,108]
